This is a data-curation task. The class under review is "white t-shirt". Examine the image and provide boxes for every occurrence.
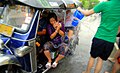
[65,11,75,27]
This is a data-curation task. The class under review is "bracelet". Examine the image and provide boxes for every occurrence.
[55,30,58,33]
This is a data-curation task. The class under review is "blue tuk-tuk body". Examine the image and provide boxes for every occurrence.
[0,0,81,72]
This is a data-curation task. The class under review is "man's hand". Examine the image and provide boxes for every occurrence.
[77,6,94,16]
[77,7,82,12]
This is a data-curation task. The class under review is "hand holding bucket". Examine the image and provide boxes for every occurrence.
[72,19,79,27]
[73,10,84,20]
[72,9,84,27]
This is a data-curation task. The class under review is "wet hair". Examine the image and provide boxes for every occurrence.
[47,12,57,24]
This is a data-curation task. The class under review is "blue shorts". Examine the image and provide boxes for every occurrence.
[90,37,114,60]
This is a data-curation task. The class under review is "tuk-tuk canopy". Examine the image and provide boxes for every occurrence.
[16,0,81,9]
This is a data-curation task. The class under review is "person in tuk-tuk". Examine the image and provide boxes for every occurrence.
[55,9,76,43]
[65,9,76,41]
[36,10,49,54]
[43,12,66,68]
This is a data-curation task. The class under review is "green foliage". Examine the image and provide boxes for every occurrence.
[79,0,100,9]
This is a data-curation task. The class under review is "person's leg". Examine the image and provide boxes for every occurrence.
[55,44,66,63]
[44,42,53,63]
[112,59,120,73]
[44,50,52,63]
[52,44,65,68]
[68,29,73,40]
[82,38,98,73]
[83,56,95,73]
[54,54,64,63]
[94,57,103,73]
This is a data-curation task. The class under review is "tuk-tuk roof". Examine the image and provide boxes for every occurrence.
[16,0,81,9]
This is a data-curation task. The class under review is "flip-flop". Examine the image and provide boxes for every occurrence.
[45,62,51,69]
[52,62,58,68]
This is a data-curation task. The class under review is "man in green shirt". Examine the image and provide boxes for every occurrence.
[77,0,120,73]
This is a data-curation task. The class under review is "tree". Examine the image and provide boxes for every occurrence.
[79,0,99,9]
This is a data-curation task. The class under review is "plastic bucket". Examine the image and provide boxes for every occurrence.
[72,19,79,26]
[73,10,84,20]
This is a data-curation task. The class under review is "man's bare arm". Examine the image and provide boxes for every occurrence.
[77,7,95,16]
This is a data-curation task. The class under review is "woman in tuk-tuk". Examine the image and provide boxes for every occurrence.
[43,12,66,68]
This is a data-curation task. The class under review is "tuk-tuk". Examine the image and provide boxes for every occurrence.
[0,0,81,73]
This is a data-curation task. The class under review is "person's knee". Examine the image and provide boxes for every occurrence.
[43,42,51,51]
[44,45,49,51]
[68,30,73,37]
[59,47,65,56]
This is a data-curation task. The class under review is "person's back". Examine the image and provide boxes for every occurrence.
[94,0,120,43]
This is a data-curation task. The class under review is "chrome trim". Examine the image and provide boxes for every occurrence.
[29,40,37,73]
[4,39,14,55]
[15,46,33,57]
[0,39,4,50]
[62,0,67,7]
[0,54,20,66]
[34,10,40,39]
[10,37,36,42]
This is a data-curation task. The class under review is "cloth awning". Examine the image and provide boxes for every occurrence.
[16,0,82,9]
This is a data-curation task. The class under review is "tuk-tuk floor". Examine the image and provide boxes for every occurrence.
[46,15,119,73]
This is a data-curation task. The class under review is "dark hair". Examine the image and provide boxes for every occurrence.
[47,12,57,24]
[42,10,49,17]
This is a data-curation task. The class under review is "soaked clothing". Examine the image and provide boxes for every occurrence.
[93,0,120,43]
[44,41,66,56]
[45,22,66,56]
[38,17,47,31]
[47,23,65,45]
[37,17,48,47]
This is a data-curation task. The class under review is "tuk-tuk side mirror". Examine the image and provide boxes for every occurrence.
[15,46,33,57]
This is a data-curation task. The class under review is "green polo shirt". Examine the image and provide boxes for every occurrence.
[93,0,120,43]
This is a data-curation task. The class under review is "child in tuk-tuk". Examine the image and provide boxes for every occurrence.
[43,12,66,68]
[65,9,75,41]
[55,9,76,42]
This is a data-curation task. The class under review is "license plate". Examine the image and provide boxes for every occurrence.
[0,24,14,37]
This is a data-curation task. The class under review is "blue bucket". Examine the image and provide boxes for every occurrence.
[73,10,84,20]
[72,19,79,26]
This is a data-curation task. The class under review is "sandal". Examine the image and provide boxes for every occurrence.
[45,62,51,69]
[52,62,58,68]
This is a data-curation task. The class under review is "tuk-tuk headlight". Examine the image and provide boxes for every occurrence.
[0,39,4,50]
[15,46,33,57]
